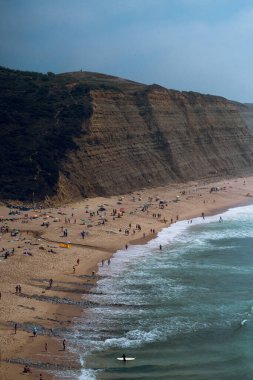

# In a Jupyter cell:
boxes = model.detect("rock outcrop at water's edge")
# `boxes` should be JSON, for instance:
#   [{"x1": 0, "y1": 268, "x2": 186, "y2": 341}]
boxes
[{"x1": 1, "y1": 66, "x2": 253, "y2": 202}]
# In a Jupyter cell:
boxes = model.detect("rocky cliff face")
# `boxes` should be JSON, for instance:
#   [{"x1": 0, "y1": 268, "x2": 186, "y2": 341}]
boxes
[
  {"x1": 239, "y1": 103, "x2": 253, "y2": 134},
  {"x1": 1, "y1": 67, "x2": 253, "y2": 202}
]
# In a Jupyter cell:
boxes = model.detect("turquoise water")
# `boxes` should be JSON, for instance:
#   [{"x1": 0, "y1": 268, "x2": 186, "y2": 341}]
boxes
[{"x1": 66, "y1": 204, "x2": 253, "y2": 380}]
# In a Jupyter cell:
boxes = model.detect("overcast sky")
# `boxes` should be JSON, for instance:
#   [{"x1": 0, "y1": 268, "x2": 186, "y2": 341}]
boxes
[{"x1": 1, "y1": 0, "x2": 253, "y2": 102}]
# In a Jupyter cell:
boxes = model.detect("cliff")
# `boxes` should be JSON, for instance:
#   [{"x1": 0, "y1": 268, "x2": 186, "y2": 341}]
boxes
[
  {"x1": 240, "y1": 103, "x2": 253, "y2": 133},
  {"x1": 1, "y1": 66, "x2": 253, "y2": 202}
]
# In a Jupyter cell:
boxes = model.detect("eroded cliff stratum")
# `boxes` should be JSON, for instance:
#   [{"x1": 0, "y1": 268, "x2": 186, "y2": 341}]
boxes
[{"x1": 1, "y1": 67, "x2": 253, "y2": 202}]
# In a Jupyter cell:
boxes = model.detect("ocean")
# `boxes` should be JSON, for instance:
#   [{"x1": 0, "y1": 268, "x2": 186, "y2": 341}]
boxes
[{"x1": 59, "y1": 203, "x2": 253, "y2": 380}]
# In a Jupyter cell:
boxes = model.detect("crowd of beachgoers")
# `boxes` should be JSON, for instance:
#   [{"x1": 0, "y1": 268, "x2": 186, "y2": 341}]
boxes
[{"x1": 0, "y1": 176, "x2": 252, "y2": 379}]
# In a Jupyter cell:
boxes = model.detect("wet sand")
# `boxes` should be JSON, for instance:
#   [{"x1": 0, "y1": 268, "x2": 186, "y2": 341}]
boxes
[{"x1": 1, "y1": 176, "x2": 253, "y2": 379}]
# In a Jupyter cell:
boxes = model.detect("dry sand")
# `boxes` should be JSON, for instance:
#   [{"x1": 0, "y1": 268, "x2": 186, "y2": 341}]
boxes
[{"x1": 1, "y1": 176, "x2": 253, "y2": 379}]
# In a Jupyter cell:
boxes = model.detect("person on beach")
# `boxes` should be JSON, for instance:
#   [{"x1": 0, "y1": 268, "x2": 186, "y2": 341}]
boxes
[
  {"x1": 39, "y1": 374, "x2": 44, "y2": 380},
  {"x1": 33, "y1": 326, "x2": 37, "y2": 337},
  {"x1": 63, "y1": 339, "x2": 66, "y2": 350},
  {"x1": 45, "y1": 342, "x2": 47, "y2": 352},
  {"x1": 73, "y1": 265, "x2": 76, "y2": 273},
  {"x1": 23, "y1": 364, "x2": 31, "y2": 373},
  {"x1": 14, "y1": 323, "x2": 17, "y2": 334},
  {"x1": 77, "y1": 258, "x2": 80, "y2": 265},
  {"x1": 49, "y1": 278, "x2": 53, "y2": 288}
]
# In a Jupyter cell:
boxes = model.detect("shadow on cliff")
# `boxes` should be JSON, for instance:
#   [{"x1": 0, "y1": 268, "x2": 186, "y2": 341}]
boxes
[{"x1": 0, "y1": 67, "x2": 92, "y2": 202}]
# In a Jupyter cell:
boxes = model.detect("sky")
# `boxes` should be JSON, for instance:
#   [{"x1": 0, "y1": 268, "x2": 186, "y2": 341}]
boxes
[{"x1": 1, "y1": 0, "x2": 253, "y2": 102}]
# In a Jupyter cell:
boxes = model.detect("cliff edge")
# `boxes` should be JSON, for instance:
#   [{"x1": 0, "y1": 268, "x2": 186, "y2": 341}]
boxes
[{"x1": 1, "y1": 66, "x2": 253, "y2": 202}]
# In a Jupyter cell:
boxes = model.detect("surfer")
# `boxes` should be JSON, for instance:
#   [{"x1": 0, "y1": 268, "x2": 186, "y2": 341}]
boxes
[{"x1": 117, "y1": 355, "x2": 135, "y2": 361}]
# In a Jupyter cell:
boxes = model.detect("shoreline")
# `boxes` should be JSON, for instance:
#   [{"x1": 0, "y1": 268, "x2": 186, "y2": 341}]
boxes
[{"x1": 1, "y1": 176, "x2": 253, "y2": 379}]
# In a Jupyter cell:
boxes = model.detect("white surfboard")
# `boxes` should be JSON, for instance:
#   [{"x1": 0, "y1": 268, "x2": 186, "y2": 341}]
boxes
[{"x1": 117, "y1": 357, "x2": 135, "y2": 361}]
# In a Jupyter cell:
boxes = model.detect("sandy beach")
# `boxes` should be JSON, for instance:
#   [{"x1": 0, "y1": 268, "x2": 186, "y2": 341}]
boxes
[{"x1": 1, "y1": 175, "x2": 253, "y2": 380}]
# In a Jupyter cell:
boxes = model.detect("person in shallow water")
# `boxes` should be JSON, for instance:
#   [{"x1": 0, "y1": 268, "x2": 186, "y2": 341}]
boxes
[{"x1": 122, "y1": 353, "x2": 126, "y2": 361}]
